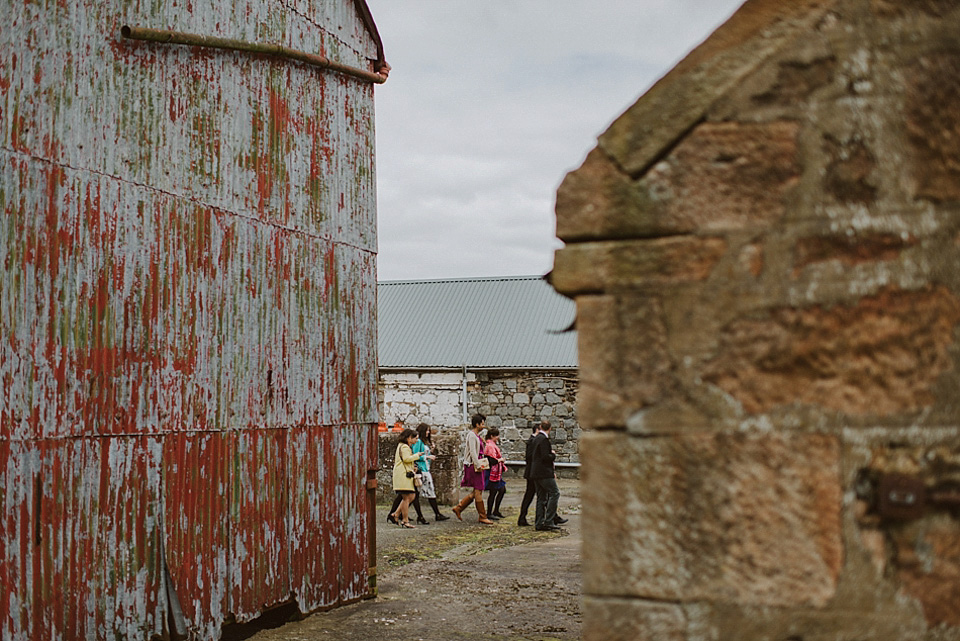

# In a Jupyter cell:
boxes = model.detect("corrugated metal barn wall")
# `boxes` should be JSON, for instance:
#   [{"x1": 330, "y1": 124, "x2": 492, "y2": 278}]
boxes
[{"x1": 0, "y1": 0, "x2": 381, "y2": 639}]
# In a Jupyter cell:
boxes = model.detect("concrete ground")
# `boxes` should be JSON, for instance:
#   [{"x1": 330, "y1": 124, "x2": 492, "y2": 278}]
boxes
[{"x1": 229, "y1": 478, "x2": 582, "y2": 641}]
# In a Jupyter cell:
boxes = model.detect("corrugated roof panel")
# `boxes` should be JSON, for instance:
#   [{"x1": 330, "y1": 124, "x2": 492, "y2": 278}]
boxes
[{"x1": 377, "y1": 276, "x2": 578, "y2": 369}]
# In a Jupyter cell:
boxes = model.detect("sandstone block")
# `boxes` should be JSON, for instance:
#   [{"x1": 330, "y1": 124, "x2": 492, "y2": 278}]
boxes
[
  {"x1": 714, "y1": 606, "x2": 925, "y2": 640},
  {"x1": 891, "y1": 515, "x2": 960, "y2": 627},
  {"x1": 703, "y1": 286, "x2": 960, "y2": 416},
  {"x1": 752, "y1": 56, "x2": 837, "y2": 106},
  {"x1": 638, "y1": 121, "x2": 800, "y2": 233},
  {"x1": 872, "y1": 0, "x2": 960, "y2": 17},
  {"x1": 581, "y1": 430, "x2": 843, "y2": 607},
  {"x1": 552, "y1": 237, "x2": 727, "y2": 296},
  {"x1": 582, "y1": 597, "x2": 686, "y2": 641},
  {"x1": 574, "y1": 294, "x2": 676, "y2": 429},
  {"x1": 555, "y1": 148, "x2": 655, "y2": 242},
  {"x1": 792, "y1": 232, "x2": 915, "y2": 276},
  {"x1": 574, "y1": 295, "x2": 627, "y2": 428},
  {"x1": 906, "y1": 53, "x2": 960, "y2": 202}
]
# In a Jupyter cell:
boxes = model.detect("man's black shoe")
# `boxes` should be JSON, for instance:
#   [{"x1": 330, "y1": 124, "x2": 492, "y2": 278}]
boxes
[
  {"x1": 517, "y1": 518, "x2": 530, "y2": 527},
  {"x1": 435, "y1": 513, "x2": 450, "y2": 521},
  {"x1": 535, "y1": 525, "x2": 561, "y2": 531},
  {"x1": 554, "y1": 517, "x2": 568, "y2": 525}
]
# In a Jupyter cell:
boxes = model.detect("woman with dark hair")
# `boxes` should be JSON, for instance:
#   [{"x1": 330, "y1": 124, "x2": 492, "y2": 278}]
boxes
[
  {"x1": 412, "y1": 423, "x2": 450, "y2": 521},
  {"x1": 483, "y1": 427, "x2": 507, "y2": 519},
  {"x1": 452, "y1": 413, "x2": 494, "y2": 524},
  {"x1": 389, "y1": 428, "x2": 423, "y2": 528}
]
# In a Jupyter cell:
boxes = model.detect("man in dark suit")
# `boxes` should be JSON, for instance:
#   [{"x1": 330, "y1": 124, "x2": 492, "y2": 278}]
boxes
[
  {"x1": 529, "y1": 421, "x2": 562, "y2": 531},
  {"x1": 516, "y1": 424, "x2": 539, "y2": 526}
]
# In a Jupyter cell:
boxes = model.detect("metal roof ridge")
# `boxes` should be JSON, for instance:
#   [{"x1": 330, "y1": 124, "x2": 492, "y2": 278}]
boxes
[{"x1": 379, "y1": 274, "x2": 546, "y2": 285}]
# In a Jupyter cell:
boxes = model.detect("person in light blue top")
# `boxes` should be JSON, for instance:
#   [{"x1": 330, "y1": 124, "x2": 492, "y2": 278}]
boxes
[{"x1": 413, "y1": 423, "x2": 450, "y2": 521}]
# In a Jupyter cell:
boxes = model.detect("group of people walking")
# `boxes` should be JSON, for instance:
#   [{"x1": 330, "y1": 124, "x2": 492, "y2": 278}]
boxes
[
  {"x1": 389, "y1": 414, "x2": 567, "y2": 532},
  {"x1": 388, "y1": 423, "x2": 450, "y2": 528}
]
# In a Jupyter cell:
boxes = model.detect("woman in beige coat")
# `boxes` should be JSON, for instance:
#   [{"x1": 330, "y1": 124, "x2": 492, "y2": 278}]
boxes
[{"x1": 390, "y1": 428, "x2": 424, "y2": 528}]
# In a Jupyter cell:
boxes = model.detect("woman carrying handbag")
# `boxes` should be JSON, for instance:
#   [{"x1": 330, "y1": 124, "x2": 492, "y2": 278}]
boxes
[
  {"x1": 451, "y1": 414, "x2": 495, "y2": 525},
  {"x1": 389, "y1": 428, "x2": 424, "y2": 528}
]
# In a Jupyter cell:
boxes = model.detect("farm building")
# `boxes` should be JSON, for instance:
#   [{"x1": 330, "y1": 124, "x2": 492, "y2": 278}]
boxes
[
  {"x1": 1, "y1": 1, "x2": 387, "y2": 639},
  {"x1": 377, "y1": 276, "x2": 580, "y2": 470}
]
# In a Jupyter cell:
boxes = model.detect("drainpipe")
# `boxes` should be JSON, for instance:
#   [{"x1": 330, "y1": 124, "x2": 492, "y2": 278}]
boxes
[
  {"x1": 461, "y1": 364, "x2": 468, "y2": 423},
  {"x1": 119, "y1": 26, "x2": 390, "y2": 84}
]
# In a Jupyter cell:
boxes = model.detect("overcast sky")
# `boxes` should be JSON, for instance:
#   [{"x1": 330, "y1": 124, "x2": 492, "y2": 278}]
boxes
[{"x1": 365, "y1": 1, "x2": 746, "y2": 282}]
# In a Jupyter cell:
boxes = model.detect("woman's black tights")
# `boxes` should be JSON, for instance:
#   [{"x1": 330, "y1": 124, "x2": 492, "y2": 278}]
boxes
[{"x1": 486, "y1": 488, "x2": 506, "y2": 517}]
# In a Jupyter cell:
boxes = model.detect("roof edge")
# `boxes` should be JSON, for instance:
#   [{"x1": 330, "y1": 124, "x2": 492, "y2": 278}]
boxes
[
  {"x1": 354, "y1": 0, "x2": 388, "y2": 75},
  {"x1": 379, "y1": 274, "x2": 548, "y2": 286},
  {"x1": 379, "y1": 366, "x2": 579, "y2": 372}
]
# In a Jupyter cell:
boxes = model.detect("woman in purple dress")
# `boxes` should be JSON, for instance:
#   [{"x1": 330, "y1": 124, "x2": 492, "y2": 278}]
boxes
[{"x1": 451, "y1": 413, "x2": 494, "y2": 525}]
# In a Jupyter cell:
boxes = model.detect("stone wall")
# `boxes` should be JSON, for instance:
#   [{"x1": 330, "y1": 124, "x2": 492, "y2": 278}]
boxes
[
  {"x1": 552, "y1": 1, "x2": 960, "y2": 640},
  {"x1": 377, "y1": 431, "x2": 461, "y2": 505},
  {"x1": 469, "y1": 370, "x2": 580, "y2": 464}
]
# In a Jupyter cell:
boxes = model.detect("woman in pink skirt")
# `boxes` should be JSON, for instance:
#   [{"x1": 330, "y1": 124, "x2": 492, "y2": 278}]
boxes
[{"x1": 452, "y1": 413, "x2": 495, "y2": 524}]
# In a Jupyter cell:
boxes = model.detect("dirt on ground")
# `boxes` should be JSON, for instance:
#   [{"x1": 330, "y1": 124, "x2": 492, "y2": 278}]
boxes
[{"x1": 226, "y1": 478, "x2": 582, "y2": 641}]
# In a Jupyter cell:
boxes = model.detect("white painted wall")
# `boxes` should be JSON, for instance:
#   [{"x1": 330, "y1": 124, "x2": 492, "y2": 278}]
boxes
[{"x1": 378, "y1": 371, "x2": 474, "y2": 430}]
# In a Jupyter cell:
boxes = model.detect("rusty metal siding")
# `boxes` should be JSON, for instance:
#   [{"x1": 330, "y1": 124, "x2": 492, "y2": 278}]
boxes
[
  {"x1": 335, "y1": 423, "x2": 377, "y2": 602},
  {"x1": 287, "y1": 425, "x2": 339, "y2": 612},
  {"x1": 2, "y1": 0, "x2": 382, "y2": 638},
  {"x1": 229, "y1": 429, "x2": 290, "y2": 621},
  {"x1": 0, "y1": 167, "x2": 377, "y2": 439},
  {"x1": 1, "y1": 437, "x2": 168, "y2": 640},
  {"x1": 163, "y1": 431, "x2": 231, "y2": 640}
]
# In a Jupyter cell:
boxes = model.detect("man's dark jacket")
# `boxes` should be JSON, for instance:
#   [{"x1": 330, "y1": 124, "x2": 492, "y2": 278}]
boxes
[
  {"x1": 523, "y1": 434, "x2": 536, "y2": 480},
  {"x1": 528, "y1": 432, "x2": 556, "y2": 480}
]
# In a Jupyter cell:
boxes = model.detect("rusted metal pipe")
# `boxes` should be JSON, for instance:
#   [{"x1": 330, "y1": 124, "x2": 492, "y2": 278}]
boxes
[{"x1": 120, "y1": 25, "x2": 388, "y2": 84}]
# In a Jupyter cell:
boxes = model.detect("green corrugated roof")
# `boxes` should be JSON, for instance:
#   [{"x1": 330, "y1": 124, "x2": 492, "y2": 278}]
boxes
[{"x1": 378, "y1": 276, "x2": 577, "y2": 369}]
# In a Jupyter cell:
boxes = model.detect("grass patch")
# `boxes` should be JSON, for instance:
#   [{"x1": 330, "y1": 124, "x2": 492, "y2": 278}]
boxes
[{"x1": 381, "y1": 523, "x2": 565, "y2": 568}]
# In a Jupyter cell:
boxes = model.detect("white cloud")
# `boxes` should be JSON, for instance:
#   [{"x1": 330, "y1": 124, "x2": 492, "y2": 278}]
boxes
[{"x1": 366, "y1": 1, "x2": 746, "y2": 281}]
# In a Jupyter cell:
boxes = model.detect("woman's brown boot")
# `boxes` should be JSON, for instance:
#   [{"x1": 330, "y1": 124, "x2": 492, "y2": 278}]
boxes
[
  {"x1": 452, "y1": 494, "x2": 473, "y2": 521},
  {"x1": 476, "y1": 496, "x2": 495, "y2": 525}
]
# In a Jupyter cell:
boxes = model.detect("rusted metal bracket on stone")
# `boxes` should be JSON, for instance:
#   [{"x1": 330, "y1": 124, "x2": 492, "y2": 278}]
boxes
[
  {"x1": 120, "y1": 25, "x2": 389, "y2": 84},
  {"x1": 877, "y1": 473, "x2": 960, "y2": 521}
]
